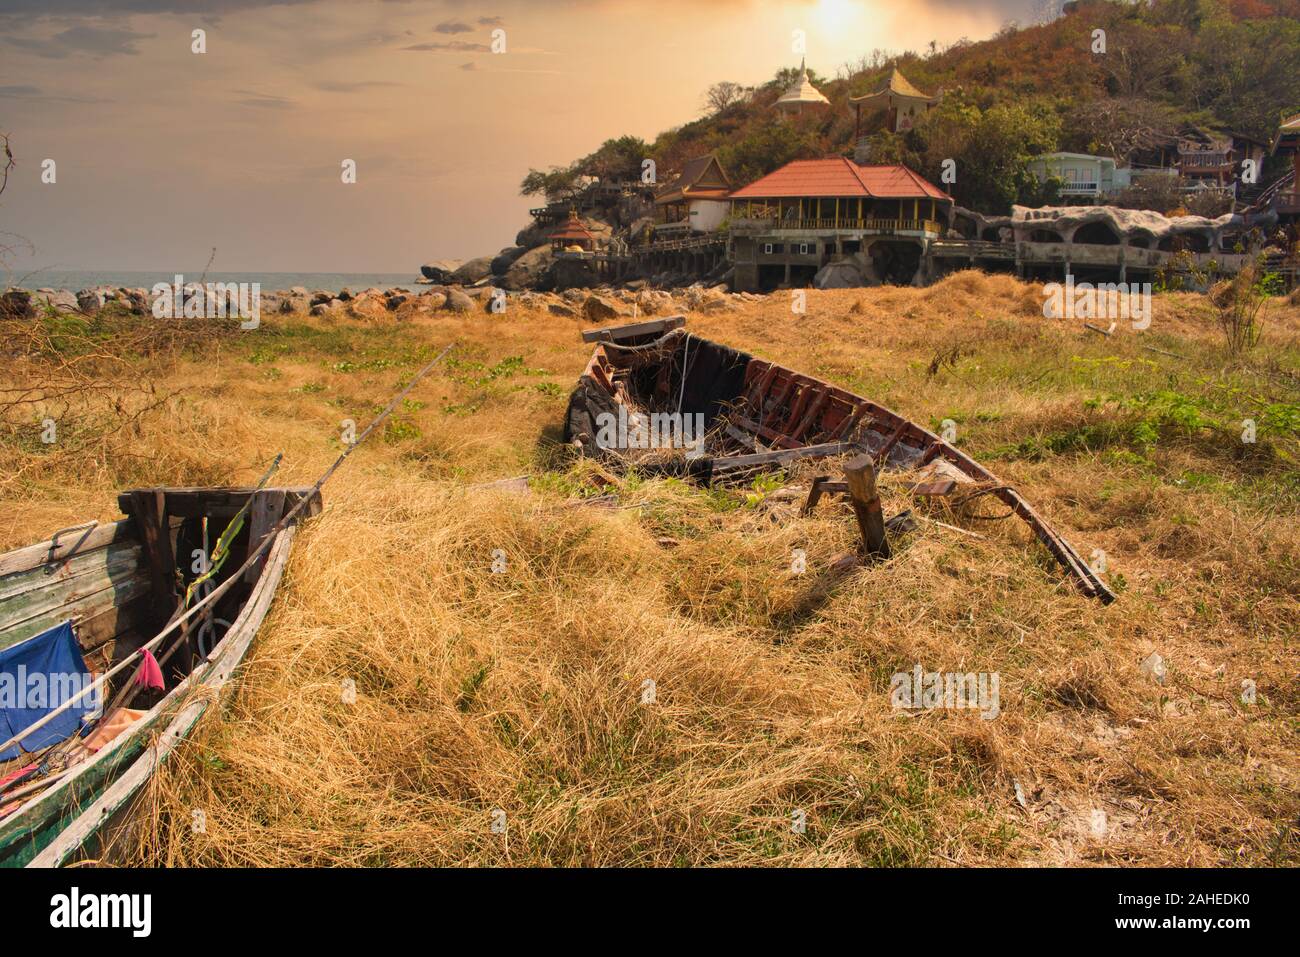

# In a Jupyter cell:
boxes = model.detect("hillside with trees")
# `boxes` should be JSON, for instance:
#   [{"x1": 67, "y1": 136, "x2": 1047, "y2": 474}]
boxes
[{"x1": 521, "y1": 0, "x2": 1300, "y2": 216}]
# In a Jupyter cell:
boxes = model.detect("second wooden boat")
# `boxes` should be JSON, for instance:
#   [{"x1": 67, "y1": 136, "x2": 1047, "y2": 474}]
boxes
[
  {"x1": 564, "y1": 317, "x2": 1113, "y2": 602},
  {"x1": 0, "y1": 486, "x2": 320, "y2": 867}
]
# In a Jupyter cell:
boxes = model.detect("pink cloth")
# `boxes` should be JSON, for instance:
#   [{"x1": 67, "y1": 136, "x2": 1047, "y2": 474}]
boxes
[
  {"x1": 134, "y1": 649, "x2": 165, "y2": 691},
  {"x1": 0, "y1": 762, "x2": 37, "y2": 789}
]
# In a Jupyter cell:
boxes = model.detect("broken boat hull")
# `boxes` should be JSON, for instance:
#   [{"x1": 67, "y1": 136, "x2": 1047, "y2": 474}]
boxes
[{"x1": 564, "y1": 320, "x2": 1114, "y2": 603}]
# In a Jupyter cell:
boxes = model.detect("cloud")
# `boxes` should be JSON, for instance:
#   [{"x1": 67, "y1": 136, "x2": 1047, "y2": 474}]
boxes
[
  {"x1": 0, "y1": 0, "x2": 313, "y2": 13},
  {"x1": 478, "y1": 16, "x2": 504, "y2": 27},
  {"x1": 402, "y1": 40, "x2": 491, "y2": 53},
  {"x1": 434, "y1": 20, "x2": 473, "y2": 35},
  {"x1": 232, "y1": 89, "x2": 294, "y2": 109},
  {"x1": 459, "y1": 61, "x2": 476, "y2": 71},
  {"x1": 312, "y1": 79, "x2": 402, "y2": 92},
  {"x1": 0, "y1": 83, "x2": 107, "y2": 102},
  {"x1": 4, "y1": 24, "x2": 154, "y2": 59}
]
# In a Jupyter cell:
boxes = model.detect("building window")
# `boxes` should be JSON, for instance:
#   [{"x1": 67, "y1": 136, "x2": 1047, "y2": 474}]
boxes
[
  {"x1": 763, "y1": 243, "x2": 774, "y2": 254},
  {"x1": 799, "y1": 243, "x2": 810, "y2": 255}
]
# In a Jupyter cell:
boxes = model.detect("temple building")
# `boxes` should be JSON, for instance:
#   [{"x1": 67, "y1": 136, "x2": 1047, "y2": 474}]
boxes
[
  {"x1": 852, "y1": 68, "x2": 940, "y2": 136},
  {"x1": 550, "y1": 209, "x2": 596, "y2": 252},
  {"x1": 774, "y1": 58, "x2": 830, "y2": 115},
  {"x1": 654, "y1": 155, "x2": 733, "y2": 237},
  {"x1": 726, "y1": 156, "x2": 951, "y2": 289}
]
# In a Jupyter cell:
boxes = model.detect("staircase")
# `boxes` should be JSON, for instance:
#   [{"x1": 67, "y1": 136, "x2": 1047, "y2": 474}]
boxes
[{"x1": 1242, "y1": 168, "x2": 1296, "y2": 214}]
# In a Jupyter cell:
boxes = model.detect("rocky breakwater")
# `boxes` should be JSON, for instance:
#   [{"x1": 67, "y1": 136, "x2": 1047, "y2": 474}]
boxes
[{"x1": 2, "y1": 277, "x2": 766, "y2": 327}]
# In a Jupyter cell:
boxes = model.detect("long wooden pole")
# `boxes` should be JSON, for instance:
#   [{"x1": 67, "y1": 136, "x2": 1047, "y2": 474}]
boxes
[{"x1": 0, "y1": 342, "x2": 455, "y2": 758}]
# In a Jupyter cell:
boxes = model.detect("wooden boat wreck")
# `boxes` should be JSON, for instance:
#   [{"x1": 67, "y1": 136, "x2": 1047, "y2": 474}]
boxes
[
  {"x1": 564, "y1": 317, "x2": 1114, "y2": 603},
  {"x1": 0, "y1": 486, "x2": 320, "y2": 867}
]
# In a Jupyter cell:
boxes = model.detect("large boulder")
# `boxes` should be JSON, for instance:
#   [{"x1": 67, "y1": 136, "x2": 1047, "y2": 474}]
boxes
[
  {"x1": 445, "y1": 289, "x2": 475, "y2": 312},
  {"x1": 77, "y1": 288, "x2": 107, "y2": 315},
  {"x1": 420, "y1": 260, "x2": 462, "y2": 283},
  {"x1": 582, "y1": 295, "x2": 622, "y2": 322},
  {"x1": 491, "y1": 246, "x2": 528, "y2": 276},
  {"x1": 514, "y1": 221, "x2": 549, "y2": 250},
  {"x1": 33, "y1": 289, "x2": 79, "y2": 312},
  {"x1": 814, "y1": 259, "x2": 871, "y2": 289},
  {"x1": 501, "y1": 245, "x2": 555, "y2": 290},
  {"x1": 451, "y1": 256, "x2": 493, "y2": 285},
  {"x1": 1, "y1": 288, "x2": 34, "y2": 319}
]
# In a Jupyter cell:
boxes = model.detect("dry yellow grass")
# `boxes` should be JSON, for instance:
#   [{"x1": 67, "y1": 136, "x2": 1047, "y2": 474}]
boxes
[{"x1": 1, "y1": 271, "x2": 1296, "y2": 866}]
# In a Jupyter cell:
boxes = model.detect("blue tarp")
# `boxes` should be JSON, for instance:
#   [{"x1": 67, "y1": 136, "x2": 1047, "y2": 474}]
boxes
[{"x1": 0, "y1": 622, "x2": 95, "y2": 762}]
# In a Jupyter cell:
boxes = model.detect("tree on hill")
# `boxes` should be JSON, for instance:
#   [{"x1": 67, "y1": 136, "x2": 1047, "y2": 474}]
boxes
[
  {"x1": 1063, "y1": 96, "x2": 1182, "y2": 160},
  {"x1": 578, "y1": 135, "x2": 650, "y2": 182},
  {"x1": 714, "y1": 122, "x2": 822, "y2": 187},
  {"x1": 906, "y1": 94, "x2": 1062, "y2": 213},
  {"x1": 703, "y1": 81, "x2": 751, "y2": 115},
  {"x1": 519, "y1": 165, "x2": 583, "y2": 201},
  {"x1": 519, "y1": 135, "x2": 651, "y2": 199}
]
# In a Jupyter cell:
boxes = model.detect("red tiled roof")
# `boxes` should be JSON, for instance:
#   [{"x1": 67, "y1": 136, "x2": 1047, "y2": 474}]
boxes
[
  {"x1": 728, "y1": 158, "x2": 950, "y2": 201},
  {"x1": 551, "y1": 212, "x2": 595, "y2": 242}
]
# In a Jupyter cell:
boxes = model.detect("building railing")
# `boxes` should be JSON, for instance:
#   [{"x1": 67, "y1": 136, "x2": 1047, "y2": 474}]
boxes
[
  {"x1": 729, "y1": 216, "x2": 944, "y2": 234},
  {"x1": 1276, "y1": 190, "x2": 1300, "y2": 213},
  {"x1": 640, "y1": 234, "x2": 728, "y2": 252},
  {"x1": 1179, "y1": 151, "x2": 1231, "y2": 168},
  {"x1": 1059, "y1": 183, "x2": 1101, "y2": 194}
]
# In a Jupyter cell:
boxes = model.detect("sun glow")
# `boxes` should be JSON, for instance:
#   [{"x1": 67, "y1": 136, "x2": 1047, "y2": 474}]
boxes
[{"x1": 815, "y1": 0, "x2": 865, "y2": 31}]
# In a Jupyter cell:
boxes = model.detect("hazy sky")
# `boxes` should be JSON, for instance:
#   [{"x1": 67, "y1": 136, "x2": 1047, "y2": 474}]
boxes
[{"x1": 0, "y1": 0, "x2": 1045, "y2": 276}]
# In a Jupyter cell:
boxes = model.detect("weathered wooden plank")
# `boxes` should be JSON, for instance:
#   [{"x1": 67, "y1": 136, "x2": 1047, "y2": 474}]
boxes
[
  {"x1": 0, "y1": 541, "x2": 142, "y2": 605},
  {"x1": 871, "y1": 420, "x2": 910, "y2": 467},
  {"x1": 0, "y1": 570, "x2": 151, "y2": 653},
  {"x1": 778, "y1": 383, "x2": 813, "y2": 436},
  {"x1": 126, "y1": 491, "x2": 175, "y2": 623},
  {"x1": 710, "y1": 440, "x2": 862, "y2": 473},
  {"x1": 729, "y1": 415, "x2": 808, "y2": 451},
  {"x1": 73, "y1": 596, "x2": 151, "y2": 652},
  {"x1": 790, "y1": 391, "x2": 830, "y2": 442},
  {"x1": 0, "y1": 520, "x2": 135, "y2": 579},
  {"x1": 117, "y1": 486, "x2": 318, "y2": 520},
  {"x1": 581, "y1": 315, "x2": 685, "y2": 343},
  {"x1": 843, "y1": 454, "x2": 891, "y2": 560},
  {"x1": 243, "y1": 490, "x2": 287, "y2": 583}
]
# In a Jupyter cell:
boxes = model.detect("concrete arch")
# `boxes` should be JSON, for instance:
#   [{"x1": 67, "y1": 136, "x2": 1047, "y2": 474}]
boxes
[
  {"x1": 1073, "y1": 220, "x2": 1122, "y2": 246},
  {"x1": 1159, "y1": 231, "x2": 1211, "y2": 253}
]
